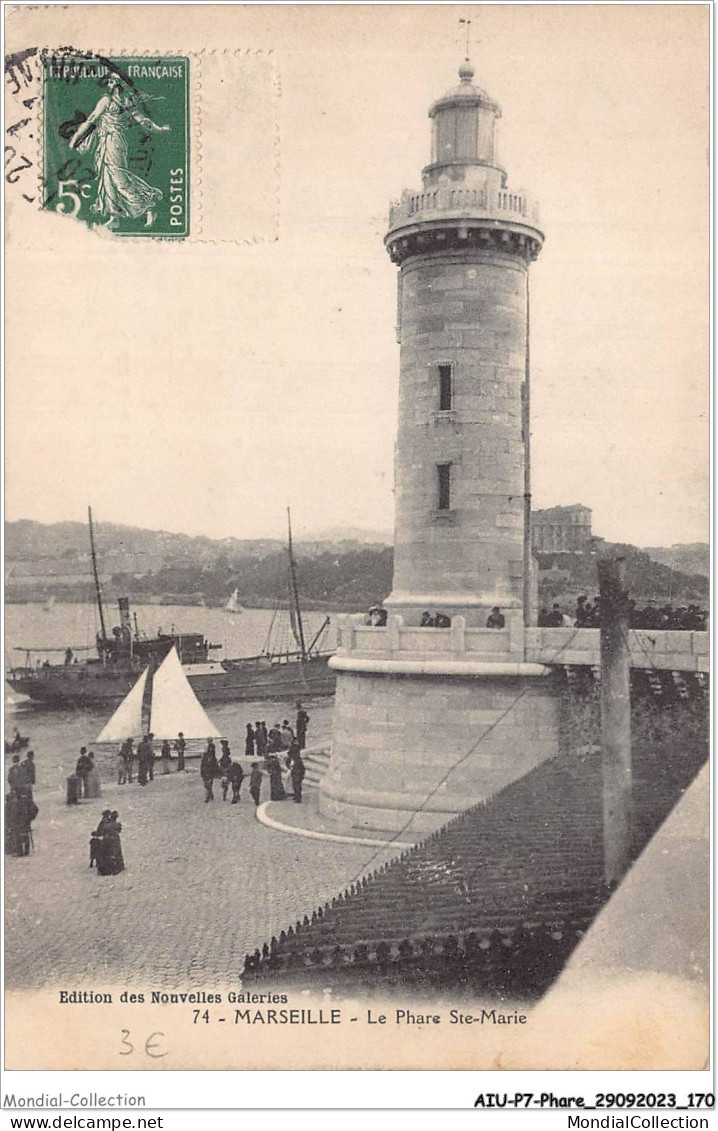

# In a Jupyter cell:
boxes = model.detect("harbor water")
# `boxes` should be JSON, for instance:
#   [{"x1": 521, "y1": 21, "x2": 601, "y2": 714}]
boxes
[{"x1": 4, "y1": 602, "x2": 337, "y2": 790}]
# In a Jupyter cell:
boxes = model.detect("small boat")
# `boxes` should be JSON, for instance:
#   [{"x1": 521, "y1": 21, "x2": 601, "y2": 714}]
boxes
[
  {"x1": 224, "y1": 588, "x2": 244, "y2": 615},
  {"x1": 4, "y1": 731, "x2": 30, "y2": 755},
  {"x1": 96, "y1": 646, "x2": 222, "y2": 754}
]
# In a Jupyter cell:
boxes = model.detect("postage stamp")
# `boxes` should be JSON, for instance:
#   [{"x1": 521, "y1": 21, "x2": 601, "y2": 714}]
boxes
[{"x1": 42, "y1": 53, "x2": 190, "y2": 237}]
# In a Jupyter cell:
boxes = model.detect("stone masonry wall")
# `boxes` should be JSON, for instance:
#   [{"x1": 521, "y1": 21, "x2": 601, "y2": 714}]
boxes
[
  {"x1": 319, "y1": 668, "x2": 560, "y2": 833},
  {"x1": 387, "y1": 248, "x2": 528, "y2": 622}
]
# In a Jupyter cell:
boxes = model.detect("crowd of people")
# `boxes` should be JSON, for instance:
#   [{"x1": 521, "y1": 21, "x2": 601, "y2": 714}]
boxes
[
  {"x1": 420, "y1": 611, "x2": 452, "y2": 627},
  {"x1": 198, "y1": 703, "x2": 310, "y2": 807},
  {"x1": 5, "y1": 749, "x2": 38, "y2": 856},
  {"x1": 5, "y1": 699, "x2": 313, "y2": 870},
  {"x1": 538, "y1": 596, "x2": 709, "y2": 630}
]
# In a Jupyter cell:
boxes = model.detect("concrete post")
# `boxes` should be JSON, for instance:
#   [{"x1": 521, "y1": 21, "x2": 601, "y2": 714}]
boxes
[{"x1": 598, "y1": 557, "x2": 633, "y2": 886}]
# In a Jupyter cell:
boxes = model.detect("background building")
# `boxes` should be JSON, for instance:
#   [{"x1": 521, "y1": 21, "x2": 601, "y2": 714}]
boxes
[{"x1": 532, "y1": 504, "x2": 592, "y2": 554}]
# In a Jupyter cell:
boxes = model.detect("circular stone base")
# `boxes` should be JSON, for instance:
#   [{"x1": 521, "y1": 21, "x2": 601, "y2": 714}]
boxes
[{"x1": 319, "y1": 664, "x2": 561, "y2": 833}]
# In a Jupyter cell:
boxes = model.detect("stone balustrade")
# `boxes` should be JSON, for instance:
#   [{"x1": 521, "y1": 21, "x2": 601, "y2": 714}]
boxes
[
  {"x1": 334, "y1": 615, "x2": 709, "y2": 673},
  {"x1": 525, "y1": 627, "x2": 709, "y2": 672},
  {"x1": 387, "y1": 184, "x2": 540, "y2": 232},
  {"x1": 335, "y1": 613, "x2": 525, "y2": 665}
]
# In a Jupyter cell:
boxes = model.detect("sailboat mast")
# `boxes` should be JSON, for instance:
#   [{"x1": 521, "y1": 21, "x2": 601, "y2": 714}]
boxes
[
  {"x1": 287, "y1": 507, "x2": 307, "y2": 658},
  {"x1": 88, "y1": 506, "x2": 108, "y2": 646}
]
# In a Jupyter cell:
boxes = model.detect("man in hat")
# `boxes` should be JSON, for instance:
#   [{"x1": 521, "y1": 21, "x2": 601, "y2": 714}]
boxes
[
  {"x1": 19, "y1": 751, "x2": 36, "y2": 797},
  {"x1": 75, "y1": 747, "x2": 93, "y2": 797},
  {"x1": 547, "y1": 603, "x2": 564, "y2": 627},
  {"x1": 7, "y1": 755, "x2": 22, "y2": 795},
  {"x1": 290, "y1": 752, "x2": 306, "y2": 804},
  {"x1": 295, "y1": 702, "x2": 310, "y2": 750},
  {"x1": 146, "y1": 733, "x2": 156, "y2": 781},
  {"x1": 228, "y1": 759, "x2": 244, "y2": 804},
  {"x1": 486, "y1": 606, "x2": 505, "y2": 629},
  {"x1": 174, "y1": 732, "x2": 186, "y2": 772},
  {"x1": 365, "y1": 605, "x2": 380, "y2": 626},
  {"x1": 136, "y1": 735, "x2": 150, "y2": 787}
]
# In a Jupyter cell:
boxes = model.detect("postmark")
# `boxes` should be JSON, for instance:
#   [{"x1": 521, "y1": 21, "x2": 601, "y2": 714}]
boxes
[{"x1": 42, "y1": 53, "x2": 190, "y2": 237}]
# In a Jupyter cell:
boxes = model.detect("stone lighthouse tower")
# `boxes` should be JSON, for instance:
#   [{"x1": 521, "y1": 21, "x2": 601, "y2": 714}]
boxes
[
  {"x1": 320, "y1": 63, "x2": 556, "y2": 834},
  {"x1": 386, "y1": 59, "x2": 543, "y2": 627}
]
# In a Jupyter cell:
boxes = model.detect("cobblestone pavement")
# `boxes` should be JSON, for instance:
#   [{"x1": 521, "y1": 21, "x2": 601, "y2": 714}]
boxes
[{"x1": 5, "y1": 769, "x2": 403, "y2": 990}]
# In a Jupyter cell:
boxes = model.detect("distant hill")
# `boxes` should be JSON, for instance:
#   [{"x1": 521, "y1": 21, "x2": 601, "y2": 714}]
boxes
[
  {"x1": 537, "y1": 539, "x2": 708, "y2": 608},
  {"x1": 4, "y1": 519, "x2": 708, "y2": 611},
  {"x1": 4, "y1": 519, "x2": 286, "y2": 567},
  {"x1": 644, "y1": 543, "x2": 709, "y2": 579},
  {"x1": 4, "y1": 519, "x2": 394, "y2": 610},
  {"x1": 4, "y1": 519, "x2": 391, "y2": 566}
]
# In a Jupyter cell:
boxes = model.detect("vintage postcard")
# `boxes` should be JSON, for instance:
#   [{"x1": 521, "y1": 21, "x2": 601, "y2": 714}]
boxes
[{"x1": 3, "y1": 0, "x2": 710, "y2": 1093}]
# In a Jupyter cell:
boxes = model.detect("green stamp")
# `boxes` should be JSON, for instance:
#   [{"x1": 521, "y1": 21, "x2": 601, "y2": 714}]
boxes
[{"x1": 43, "y1": 54, "x2": 189, "y2": 237}]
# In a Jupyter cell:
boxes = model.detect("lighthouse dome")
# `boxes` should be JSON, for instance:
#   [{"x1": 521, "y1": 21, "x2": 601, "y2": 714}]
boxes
[
  {"x1": 428, "y1": 61, "x2": 502, "y2": 117},
  {"x1": 425, "y1": 61, "x2": 502, "y2": 177}
]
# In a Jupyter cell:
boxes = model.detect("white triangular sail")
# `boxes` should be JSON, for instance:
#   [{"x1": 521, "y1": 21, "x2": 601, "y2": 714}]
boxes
[
  {"x1": 96, "y1": 667, "x2": 148, "y2": 743},
  {"x1": 224, "y1": 588, "x2": 244, "y2": 613},
  {"x1": 149, "y1": 646, "x2": 222, "y2": 740}
]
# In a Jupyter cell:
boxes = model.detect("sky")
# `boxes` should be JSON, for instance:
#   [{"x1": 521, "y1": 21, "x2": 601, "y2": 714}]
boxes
[{"x1": 5, "y1": 4, "x2": 709, "y2": 546}]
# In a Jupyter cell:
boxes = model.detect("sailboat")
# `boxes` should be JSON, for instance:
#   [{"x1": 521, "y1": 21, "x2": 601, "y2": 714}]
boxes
[
  {"x1": 96, "y1": 646, "x2": 222, "y2": 752},
  {"x1": 224, "y1": 588, "x2": 244, "y2": 615},
  {"x1": 7, "y1": 507, "x2": 336, "y2": 708}
]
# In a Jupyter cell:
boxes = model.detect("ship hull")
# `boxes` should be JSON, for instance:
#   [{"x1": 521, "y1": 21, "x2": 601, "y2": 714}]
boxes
[{"x1": 6, "y1": 655, "x2": 336, "y2": 709}]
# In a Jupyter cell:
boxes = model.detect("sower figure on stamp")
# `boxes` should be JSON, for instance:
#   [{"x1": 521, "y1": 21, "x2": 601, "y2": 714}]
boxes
[{"x1": 68, "y1": 73, "x2": 170, "y2": 228}]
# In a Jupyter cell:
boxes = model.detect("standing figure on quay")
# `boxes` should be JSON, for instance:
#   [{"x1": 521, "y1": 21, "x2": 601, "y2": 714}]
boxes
[{"x1": 321, "y1": 60, "x2": 556, "y2": 834}]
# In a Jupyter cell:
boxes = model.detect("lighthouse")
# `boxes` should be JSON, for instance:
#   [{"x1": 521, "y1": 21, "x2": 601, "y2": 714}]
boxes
[
  {"x1": 386, "y1": 59, "x2": 543, "y2": 627},
  {"x1": 321, "y1": 62, "x2": 558, "y2": 834}
]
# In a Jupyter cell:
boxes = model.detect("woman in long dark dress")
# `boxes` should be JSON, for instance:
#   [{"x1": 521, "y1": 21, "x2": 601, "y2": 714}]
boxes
[
  {"x1": 5, "y1": 792, "x2": 35, "y2": 856},
  {"x1": 96, "y1": 811, "x2": 124, "y2": 875},
  {"x1": 266, "y1": 755, "x2": 286, "y2": 801},
  {"x1": 90, "y1": 810, "x2": 112, "y2": 868}
]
